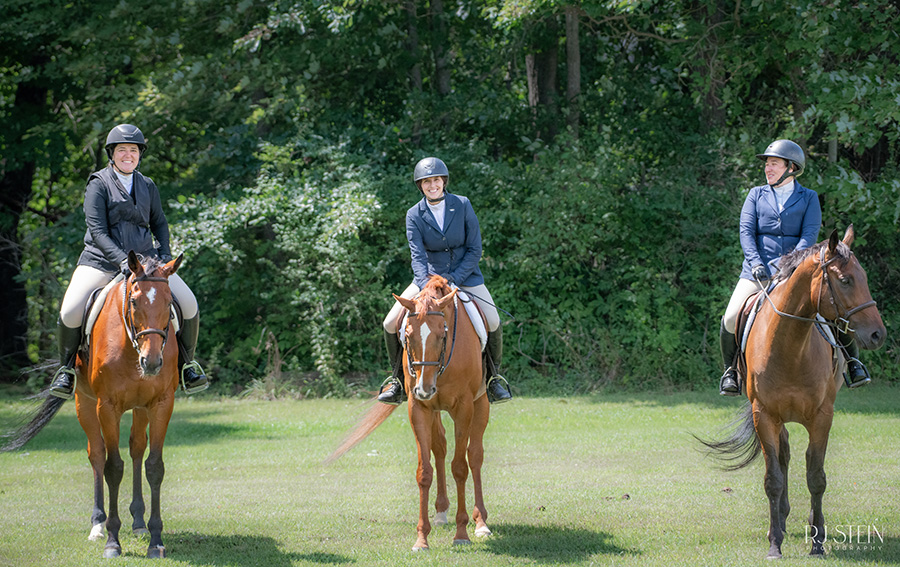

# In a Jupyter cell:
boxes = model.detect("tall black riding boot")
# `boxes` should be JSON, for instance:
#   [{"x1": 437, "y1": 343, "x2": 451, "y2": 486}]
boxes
[
  {"x1": 719, "y1": 321, "x2": 741, "y2": 396},
  {"x1": 485, "y1": 327, "x2": 512, "y2": 404},
  {"x1": 377, "y1": 330, "x2": 406, "y2": 405},
  {"x1": 839, "y1": 330, "x2": 871, "y2": 388},
  {"x1": 49, "y1": 318, "x2": 82, "y2": 400},
  {"x1": 178, "y1": 315, "x2": 209, "y2": 394}
]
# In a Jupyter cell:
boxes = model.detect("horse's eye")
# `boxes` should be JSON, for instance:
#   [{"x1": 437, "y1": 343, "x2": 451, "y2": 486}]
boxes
[{"x1": 840, "y1": 276, "x2": 852, "y2": 286}]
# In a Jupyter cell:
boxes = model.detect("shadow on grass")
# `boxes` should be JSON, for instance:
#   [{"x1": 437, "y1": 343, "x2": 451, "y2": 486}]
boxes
[
  {"x1": 483, "y1": 522, "x2": 636, "y2": 563},
  {"x1": 120, "y1": 532, "x2": 355, "y2": 566}
]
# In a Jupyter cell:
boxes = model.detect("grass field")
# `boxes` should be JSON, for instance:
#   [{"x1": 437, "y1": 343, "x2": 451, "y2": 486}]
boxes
[{"x1": 0, "y1": 384, "x2": 898, "y2": 566}]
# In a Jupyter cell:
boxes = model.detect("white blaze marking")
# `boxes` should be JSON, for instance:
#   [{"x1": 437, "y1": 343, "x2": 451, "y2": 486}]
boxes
[
  {"x1": 146, "y1": 288, "x2": 157, "y2": 304},
  {"x1": 417, "y1": 323, "x2": 431, "y2": 386}
]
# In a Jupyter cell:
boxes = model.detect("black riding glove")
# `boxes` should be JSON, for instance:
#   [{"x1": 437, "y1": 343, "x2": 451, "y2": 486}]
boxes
[{"x1": 751, "y1": 264, "x2": 768, "y2": 282}]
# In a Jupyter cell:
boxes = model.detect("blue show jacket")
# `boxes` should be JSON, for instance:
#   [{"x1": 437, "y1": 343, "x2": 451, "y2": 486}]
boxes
[
  {"x1": 406, "y1": 193, "x2": 484, "y2": 289},
  {"x1": 739, "y1": 181, "x2": 821, "y2": 279}
]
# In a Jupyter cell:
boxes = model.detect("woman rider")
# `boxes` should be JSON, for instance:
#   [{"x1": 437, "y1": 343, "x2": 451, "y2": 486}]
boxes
[
  {"x1": 377, "y1": 157, "x2": 512, "y2": 405},
  {"x1": 48, "y1": 124, "x2": 208, "y2": 398},
  {"x1": 719, "y1": 139, "x2": 870, "y2": 395}
]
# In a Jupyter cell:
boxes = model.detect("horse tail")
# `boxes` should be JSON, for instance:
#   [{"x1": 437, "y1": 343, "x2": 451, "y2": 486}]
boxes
[
  {"x1": 324, "y1": 401, "x2": 399, "y2": 464},
  {"x1": 693, "y1": 402, "x2": 761, "y2": 471},
  {"x1": 0, "y1": 391, "x2": 68, "y2": 452}
]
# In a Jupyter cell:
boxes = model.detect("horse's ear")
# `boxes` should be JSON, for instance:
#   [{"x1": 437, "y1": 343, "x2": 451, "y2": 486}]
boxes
[
  {"x1": 165, "y1": 253, "x2": 184, "y2": 276},
  {"x1": 436, "y1": 288, "x2": 458, "y2": 310},
  {"x1": 394, "y1": 294, "x2": 417, "y2": 312},
  {"x1": 127, "y1": 250, "x2": 143, "y2": 276},
  {"x1": 827, "y1": 229, "x2": 839, "y2": 254},
  {"x1": 842, "y1": 224, "x2": 855, "y2": 247}
]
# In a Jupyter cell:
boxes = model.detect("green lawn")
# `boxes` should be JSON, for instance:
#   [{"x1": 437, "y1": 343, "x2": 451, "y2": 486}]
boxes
[{"x1": 1, "y1": 385, "x2": 898, "y2": 566}]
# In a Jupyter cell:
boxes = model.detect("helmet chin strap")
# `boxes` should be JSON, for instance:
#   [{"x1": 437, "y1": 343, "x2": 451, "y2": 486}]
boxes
[
  {"x1": 426, "y1": 195, "x2": 446, "y2": 204},
  {"x1": 771, "y1": 164, "x2": 796, "y2": 187}
]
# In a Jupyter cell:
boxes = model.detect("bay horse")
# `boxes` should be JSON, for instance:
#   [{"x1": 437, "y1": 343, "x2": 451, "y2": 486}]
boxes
[
  {"x1": 699, "y1": 226, "x2": 885, "y2": 559},
  {"x1": 2, "y1": 251, "x2": 184, "y2": 559},
  {"x1": 327, "y1": 275, "x2": 492, "y2": 551}
]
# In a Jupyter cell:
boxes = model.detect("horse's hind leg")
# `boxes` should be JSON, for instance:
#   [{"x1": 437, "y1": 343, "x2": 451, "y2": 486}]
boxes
[
  {"x1": 778, "y1": 426, "x2": 791, "y2": 533},
  {"x1": 431, "y1": 416, "x2": 450, "y2": 526},
  {"x1": 129, "y1": 408, "x2": 150, "y2": 536},
  {"x1": 469, "y1": 395, "x2": 491, "y2": 538},
  {"x1": 806, "y1": 414, "x2": 833, "y2": 556},
  {"x1": 74, "y1": 395, "x2": 107, "y2": 542}
]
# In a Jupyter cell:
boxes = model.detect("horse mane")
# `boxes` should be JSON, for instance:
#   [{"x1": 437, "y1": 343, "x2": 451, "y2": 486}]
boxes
[
  {"x1": 415, "y1": 275, "x2": 451, "y2": 320},
  {"x1": 138, "y1": 255, "x2": 166, "y2": 276},
  {"x1": 774, "y1": 240, "x2": 850, "y2": 283}
]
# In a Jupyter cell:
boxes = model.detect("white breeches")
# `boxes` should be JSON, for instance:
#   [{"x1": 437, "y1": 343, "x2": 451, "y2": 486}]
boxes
[
  {"x1": 383, "y1": 282, "x2": 500, "y2": 333},
  {"x1": 59, "y1": 264, "x2": 198, "y2": 328},
  {"x1": 722, "y1": 277, "x2": 766, "y2": 334}
]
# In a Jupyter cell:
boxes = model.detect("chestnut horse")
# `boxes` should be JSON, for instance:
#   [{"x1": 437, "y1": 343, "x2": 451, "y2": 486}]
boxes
[
  {"x1": 2, "y1": 251, "x2": 184, "y2": 559},
  {"x1": 327, "y1": 275, "x2": 491, "y2": 551},
  {"x1": 699, "y1": 227, "x2": 885, "y2": 559}
]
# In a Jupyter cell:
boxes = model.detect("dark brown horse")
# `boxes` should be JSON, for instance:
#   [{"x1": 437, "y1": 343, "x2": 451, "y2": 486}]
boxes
[
  {"x1": 327, "y1": 275, "x2": 491, "y2": 551},
  {"x1": 2, "y1": 251, "x2": 184, "y2": 559},
  {"x1": 699, "y1": 227, "x2": 885, "y2": 559}
]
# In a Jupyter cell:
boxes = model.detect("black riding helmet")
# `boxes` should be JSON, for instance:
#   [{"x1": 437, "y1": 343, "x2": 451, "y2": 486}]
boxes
[
  {"x1": 105, "y1": 124, "x2": 147, "y2": 165},
  {"x1": 413, "y1": 157, "x2": 449, "y2": 203},
  {"x1": 757, "y1": 139, "x2": 805, "y2": 186}
]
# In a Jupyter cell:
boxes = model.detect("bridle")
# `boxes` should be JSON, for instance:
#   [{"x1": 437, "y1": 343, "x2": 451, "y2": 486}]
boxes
[
  {"x1": 405, "y1": 295, "x2": 459, "y2": 379},
  {"x1": 122, "y1": 273, "x2": 172, "y2": 352},
  {"x1": 759, "y1": 247, "x2": 877, "y2": 335}
]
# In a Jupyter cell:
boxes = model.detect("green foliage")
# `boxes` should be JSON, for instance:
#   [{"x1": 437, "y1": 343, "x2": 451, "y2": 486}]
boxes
[{"x1": 5, "y1": 0, "x2": 899, "y2": 392}]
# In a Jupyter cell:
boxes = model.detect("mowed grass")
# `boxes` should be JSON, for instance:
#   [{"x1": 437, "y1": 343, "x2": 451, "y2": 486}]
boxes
[{"x1": 0, "y1": 384, "x2": 898, "y2": 567}]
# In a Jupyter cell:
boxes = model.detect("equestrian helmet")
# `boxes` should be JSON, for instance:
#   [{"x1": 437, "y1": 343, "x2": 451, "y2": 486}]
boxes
[
  {"x1": 413, "y1": 157, "x2": 449, "y2": 185},
  {"x1": 756, "y1": 139, "x2": 805, "y2": 177},
  {"x1": 105, "y1": 124, "x2": 147, "y2": 161}
]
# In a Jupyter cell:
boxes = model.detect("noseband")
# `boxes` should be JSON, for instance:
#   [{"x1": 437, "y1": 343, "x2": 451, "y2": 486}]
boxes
[
  {"x1": 122, "y1": 274, "x2": 172, "y2": 352},
  {"x1": 405, "y1": 296, "x2": 459, "y2": 379}
]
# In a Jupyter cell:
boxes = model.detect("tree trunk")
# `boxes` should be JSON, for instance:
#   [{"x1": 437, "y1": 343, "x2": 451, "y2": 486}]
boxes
[
  {"x1": 0, "y1": 80, "x2": 46, "y2": 379},
  {"x1": 430, "y1": 0, "x2": 451, "y2": 97},
  {"x1": 525, "y1": 16, "x2": 560, "y2": 143},
  {"x1": 405, "y1": 0, "x2": 423, "y2": 145},
  {"x1": 565, "y1": 4, "x2": 581, "y2": 139}
]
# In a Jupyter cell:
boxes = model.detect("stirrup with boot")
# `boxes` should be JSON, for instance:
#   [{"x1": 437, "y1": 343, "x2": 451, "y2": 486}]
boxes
[
  {"x1": 485, "y1": 328, "x2": 512, "y2": 404},
  {"x1": 843, "y1": 358, "x2": 871, "y2": 388},
  {"x1": 377, "y1": 330, "x2": 406, "y2": 405},
  {"x1": 839, "y1": 331, "x2": 871, "y2": 388},
  {"x1": 49, "y1": 321, "x2": 83, "y2": 400},
  {"x1": 178, "y1": 315, "x2": 209, "y2": 394},
  {"x1": 718, "y1": 322, "x2": 741, "y2": 396}
]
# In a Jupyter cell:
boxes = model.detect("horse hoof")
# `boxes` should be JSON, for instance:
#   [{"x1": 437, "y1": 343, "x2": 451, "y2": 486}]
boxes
[
  {"x1": 434, "y1": 511, "x2": 448, "y2": 525},
  {"x1": 453, "y1": 538, "x2": 472, "y2": 546},
  {"x1": 103, "y1": 545, "x2": 122, "y2": 558},
  {"x1": 411, "y1": 545, "x2": 430, "y2": 552},
  {"x1": 147, "y1": 544, "x2": 166, "y2": 558},
  {"x1": 133, "y1": 527, "x2": 150, "y2": 537},
  {"x1": 89, "y1": 524, "x2": 104, "y2": 541},
  {"x1": 474, "y1": 525, "x2": 492, "y2": 538}
]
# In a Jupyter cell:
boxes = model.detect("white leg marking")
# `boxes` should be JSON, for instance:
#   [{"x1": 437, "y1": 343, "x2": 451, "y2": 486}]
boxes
[
  {"x1": 475, "y1": 525, "x2": 492, "y2": 537},
  {"x1": 434, "y1": 511, "x2": 448, "y2": 525},
  {"x1": 89, "y1": 523, "x2": 104, "y2": 541}
]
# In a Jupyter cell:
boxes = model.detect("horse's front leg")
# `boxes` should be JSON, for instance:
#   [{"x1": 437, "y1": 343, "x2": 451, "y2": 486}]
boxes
[
  {"x1": 97, "y1": 404, "x2": 125, "y2": 558},
  {"x1": 449, "y1": 403, "x2": 474, "y2": 545},
  {"x1": 75, "y1": 395, "x2": 107, "y2": 542},
  {"x1": 468, "y1": 394, "x2": 491, "y2": 538},
  {"x1": 756, "y1": 412, "x2": 786, "y2": 559},
  {"x1": 409, "y1": 403, "x2": 435, "y2": 551},
  {"x1": 777, "y1": 426, "x2": 791, "y2": 534},
  {"x1": 806, "y1": 414, "x2": 833, "y2": 556},
  {"x1": 129, "y1": 408, "x2": 150, "y2": 536},
  {"x1": 145, "y1": 397, "x2": 175, "y2": 558},
  {"x1": 431, "y1": 415, "x2": 450, "y2": 526}
]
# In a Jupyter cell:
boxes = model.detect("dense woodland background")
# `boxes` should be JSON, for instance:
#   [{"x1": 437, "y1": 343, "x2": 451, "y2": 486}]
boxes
[{"x1": 1, "y1": 0, "x2": 898, "y2": 396}]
